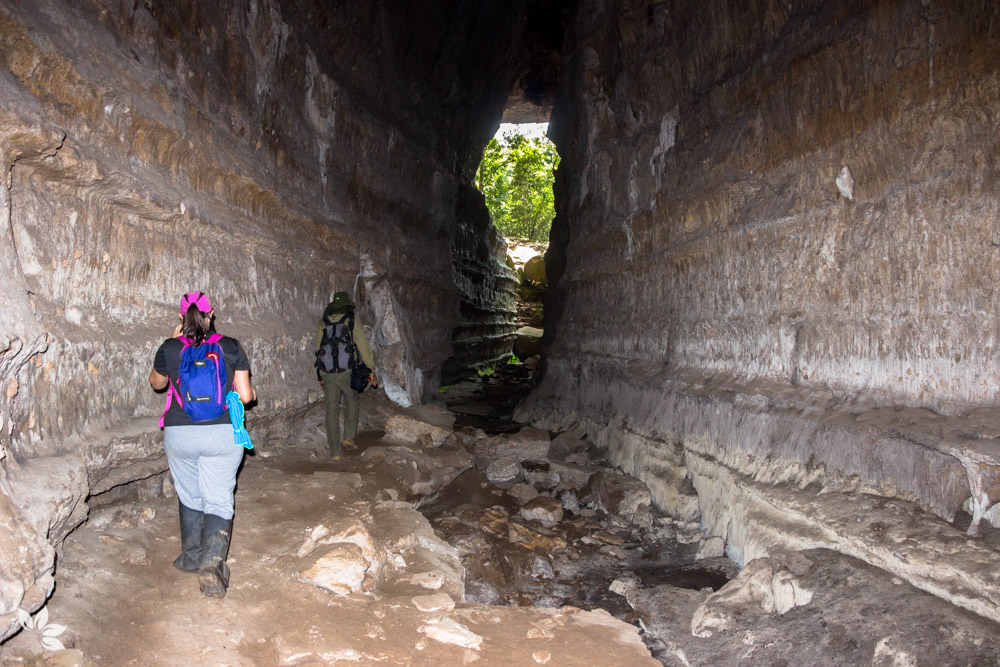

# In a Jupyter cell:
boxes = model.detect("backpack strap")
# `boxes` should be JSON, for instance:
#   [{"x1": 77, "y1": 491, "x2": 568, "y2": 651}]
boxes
[{"x1": 159, "y1": 381, "x2": 185, "y2": 428}]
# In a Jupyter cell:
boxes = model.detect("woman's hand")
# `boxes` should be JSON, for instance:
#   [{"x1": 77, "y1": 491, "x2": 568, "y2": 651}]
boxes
[
  {"x1": 172, "y1": 323, "x2": 183, "y2": 338},
  {"x1": 369, "y1": 372, "x2": 378, "y2": 389}
]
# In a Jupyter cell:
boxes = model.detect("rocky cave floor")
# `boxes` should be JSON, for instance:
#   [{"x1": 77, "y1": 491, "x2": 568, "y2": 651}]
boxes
[{"x1": 4, "y1": 368, "x2": 1000, "y2": 666}]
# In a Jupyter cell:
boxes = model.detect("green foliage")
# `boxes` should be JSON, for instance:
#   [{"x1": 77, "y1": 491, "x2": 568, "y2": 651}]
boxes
[
  {"x1": 476, "y1": 367, "x2": 495, "y2": 377},
  {"x1": 476, "y1": 132, "x2": 560, "y2": 242},
  {"x1": 438, "y1": 385, "x2": 451, "y2": 394},
  {"x1": 508, "y1": 353, "x2": 520, "y2": 364}
]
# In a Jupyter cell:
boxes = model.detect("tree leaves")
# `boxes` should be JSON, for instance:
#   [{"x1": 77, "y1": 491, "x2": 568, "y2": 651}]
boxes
[{"x1": 476, "y1": 131, "x2": 560, "y2": 242}]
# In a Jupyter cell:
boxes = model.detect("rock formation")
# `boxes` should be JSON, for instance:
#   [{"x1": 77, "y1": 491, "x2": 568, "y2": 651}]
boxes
[
  {"x1": 519, "y1": 0, "x2": 1000, "y2": 623},
  {"x1": 2, "y1": 0, "x2": 1000, "y2": 652},
  {"x1": 0, "y1": 0, "x2": 547, "y2": 638}
]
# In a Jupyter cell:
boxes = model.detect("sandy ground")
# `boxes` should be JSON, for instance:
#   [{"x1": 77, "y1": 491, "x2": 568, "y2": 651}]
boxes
[{"x1": 1, "y1": 429, "x2": 657, "y2": 666}]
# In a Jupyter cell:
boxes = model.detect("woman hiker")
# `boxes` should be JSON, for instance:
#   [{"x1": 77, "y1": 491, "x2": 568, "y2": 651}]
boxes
[{"x1": 149, "y1": 291, "x2": 255, "y2": 598}]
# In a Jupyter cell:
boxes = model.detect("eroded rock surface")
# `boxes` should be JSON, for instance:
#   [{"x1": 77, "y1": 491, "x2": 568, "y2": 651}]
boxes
[
  {"x1": 0, "y1": 0, "x2": 535, "y2": 630},
  {"x1": 518, "y1": 0, "x2": 1000, "y2": 625}
]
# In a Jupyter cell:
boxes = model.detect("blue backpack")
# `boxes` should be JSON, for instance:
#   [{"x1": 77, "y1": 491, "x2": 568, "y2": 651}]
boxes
[{"x1": 160, "y1": 333, "x2": 228, "y2": 425}]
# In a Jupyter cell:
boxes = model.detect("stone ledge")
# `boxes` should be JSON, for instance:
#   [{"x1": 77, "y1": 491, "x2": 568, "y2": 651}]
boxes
[
  {"x1": 520, "y1": 361, "x2": 988, "y2": 525},
  {"x1": 81, "y1": 417, "x2": 168, "y2": 496},
  {"x1": 519, "y1": 361, "x2": 1000, "y2": 622},
  {"x1": 688, "y1": 450, "x2": 1000, "y2": 624}
]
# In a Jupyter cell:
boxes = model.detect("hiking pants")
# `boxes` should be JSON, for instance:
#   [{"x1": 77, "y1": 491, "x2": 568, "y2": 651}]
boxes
[
  {"x1": 164, "y1": 424, "x2": 243, "y2": 520},
  {"x1": 321, "y1": 370, "x2": 358, "y2": 455}
]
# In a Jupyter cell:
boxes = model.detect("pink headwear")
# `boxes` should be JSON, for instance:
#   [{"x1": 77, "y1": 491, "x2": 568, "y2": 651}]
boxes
[{"x1": 179, "y1": 291, "x2": 212, "y2": 314}]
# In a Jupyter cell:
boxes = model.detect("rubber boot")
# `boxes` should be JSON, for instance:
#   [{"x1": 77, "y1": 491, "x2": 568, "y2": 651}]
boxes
[
  {"x1": 173, "y1": 501, "x2": 204, "y2": 573},
  {"x1": 198, "y1": 513, "x2": 232, "y2": 598}
]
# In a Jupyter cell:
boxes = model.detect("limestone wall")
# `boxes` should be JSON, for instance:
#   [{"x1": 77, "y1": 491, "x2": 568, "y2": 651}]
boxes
[
  {"x1": 0, "y1": 0, "x2": 519, "y2": 637},
  {"x1": 520, "y1": 0, "x2": 1000, "y2": 618}
]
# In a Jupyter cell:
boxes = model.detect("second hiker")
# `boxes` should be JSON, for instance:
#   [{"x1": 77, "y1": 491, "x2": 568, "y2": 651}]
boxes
[{"x1": 315, "y1": 291, "x2": 377, "y2": 458}]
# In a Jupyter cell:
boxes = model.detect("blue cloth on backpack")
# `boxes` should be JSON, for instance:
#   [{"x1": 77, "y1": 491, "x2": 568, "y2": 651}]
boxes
[{"x1": 225, "y1": 390, "x2": 253, "y2": 450}]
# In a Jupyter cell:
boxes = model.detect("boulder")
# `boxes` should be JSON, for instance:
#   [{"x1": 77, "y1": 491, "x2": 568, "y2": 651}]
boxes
[
  {"x1": 548, "y1": 461, "x2": 598, "y2": 490},
  {"x1": 384, "y1": 404, "x2": 456, "y2": 447},
  {"x1": 523, "y1": 254, "x2": 547, "y2": 284},
  {"x1": 368, "y1": 445, "x2": 472, "y2": 498},
  {"x1": 508, "y1": 521, "x2": 567, "y2": 552},
  {"x1": 297, "y1": 543, "x2": 371, "y2": 596},
  {"x1": 486, "y1": 458, "x2": 523, "y2": 485},
  {"x1": 514, "y1": 326, "x2": 544, "y2": 359},
  {"x1": 585, "y1": 472, "x2": 651, "y2": 516},
  {"x1": 474, "y1": 427, "x2": 551, "y2": 470},
  {"x1": 691, "y1": 555, "x2": 815, "y2": 637},
  {"x1": 520, "y1": 496, "x2": 564, "y2": 527},
  {"x1": 523, "y1": 461, "x2": 560, "y2": 490},
  {"x1": 548, "y1": 433, "x2": 588, "y2": 461},
  {"x1": 507, "y1": 483, "x2": 541, "y2": 505},
  {"x1": 559, "y1": 489, "x2": 580, "y2": 512}
]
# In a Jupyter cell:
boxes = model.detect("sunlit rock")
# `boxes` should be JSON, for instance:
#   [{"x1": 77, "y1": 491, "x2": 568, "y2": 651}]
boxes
[
  {"x1": 514, "y1": 326, "x2": 544, "y2": 360},
  {"x1": 523, "y1": 255, "x2": 546, "y2": 285}
]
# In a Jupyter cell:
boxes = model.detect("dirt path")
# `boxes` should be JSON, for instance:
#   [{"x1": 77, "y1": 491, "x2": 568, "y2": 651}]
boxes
[{"x1": 2, "y1": 429, "x2": 657, "y2": 666}]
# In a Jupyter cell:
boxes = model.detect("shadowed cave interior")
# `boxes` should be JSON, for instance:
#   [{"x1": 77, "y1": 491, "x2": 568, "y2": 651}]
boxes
[{"x1": 2, "y1": 1, "x2": 1000, "y2": 664}]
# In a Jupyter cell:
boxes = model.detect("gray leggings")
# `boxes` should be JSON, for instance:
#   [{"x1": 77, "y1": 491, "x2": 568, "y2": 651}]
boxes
[{"x1": 164, "y1": 424, "x2": 243, "y2": 519}]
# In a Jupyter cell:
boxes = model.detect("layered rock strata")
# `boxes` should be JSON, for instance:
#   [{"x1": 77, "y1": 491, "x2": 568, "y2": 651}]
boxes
[
  {"x1": 0, "y1": 0, "x2": 528, "y2": 638},
  {"x1": 520, "y1": 0, "x2": 1000, "y2": 622}
]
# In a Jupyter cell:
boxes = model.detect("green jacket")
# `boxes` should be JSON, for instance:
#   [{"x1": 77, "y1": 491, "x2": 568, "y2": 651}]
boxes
[{"x1": 315, "y1": 313, "x2": 375, "y2": 371}]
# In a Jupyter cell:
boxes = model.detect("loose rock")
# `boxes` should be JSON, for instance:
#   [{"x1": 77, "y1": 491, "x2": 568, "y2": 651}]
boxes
[
  {"x1": 412, "y1": 593, "x2": 455, "y2": 612},
  {"x1": 691, "y1": 556, "x2": 815, "y2": 637},
  {"x1": 419, "y1": 617, "x2": 483, "y2": 650},
  {"x1": 486, "y1": 458, "x2": 523, "y2": 485},
  {"x1": 519, "y1": 496, "x2": 564, "y2": 527},
  {"x1": 475, "y1": 428, "x2": 550, "y2": 470},
  {"x1": 297, "y1": 543, "x2": 370, "y2": 596},
  {"x1": 585, "y1": 472, "x2": 652, "y2": 516},
  {"x1": 547, "y1": 433, "x2": 588, "y2": 461},
  {"x1": 409, "y1": 570, "x2": 446, "y2": 590},
  {"x1": 384, "y1": 404, "x2": 456, "y2": 447},
  {"x1": 506, "y1": 483, "x2": 540, "y2": 505}
]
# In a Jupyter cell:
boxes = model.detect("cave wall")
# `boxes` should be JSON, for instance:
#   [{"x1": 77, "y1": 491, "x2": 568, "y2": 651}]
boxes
[
  {"x1": 520, "y1": 0, "x2": 1000, "y2": 618},
  {"x1": 0, "y1": 0, "x2": 522, "y2": 636}
]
